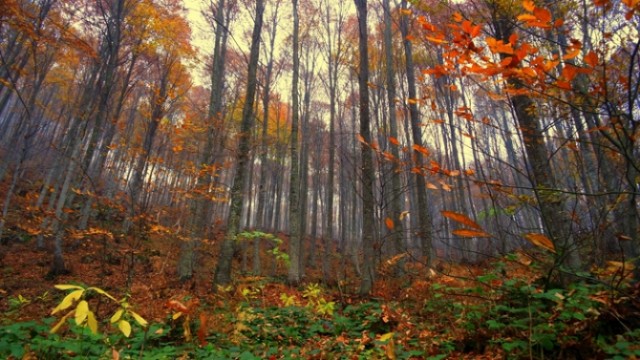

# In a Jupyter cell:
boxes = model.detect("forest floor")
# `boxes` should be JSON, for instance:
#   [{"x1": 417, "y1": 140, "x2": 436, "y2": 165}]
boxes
[{"x1": 0, "y1": 201, "x2": 639, "y2": 359}]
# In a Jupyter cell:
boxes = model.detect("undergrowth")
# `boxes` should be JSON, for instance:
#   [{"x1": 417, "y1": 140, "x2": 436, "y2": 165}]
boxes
[{"x1": 1, "y1": 254, "x2": 639, "y2": 359}]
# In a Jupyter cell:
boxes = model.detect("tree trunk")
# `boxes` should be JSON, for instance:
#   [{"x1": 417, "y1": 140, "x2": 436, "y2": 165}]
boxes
[
  {"x1": 354, "y1": 0, "x2": 376, "y2": 295},
  {"x1": 213, "y1": 0, "x2": 264, "y2": 287}
]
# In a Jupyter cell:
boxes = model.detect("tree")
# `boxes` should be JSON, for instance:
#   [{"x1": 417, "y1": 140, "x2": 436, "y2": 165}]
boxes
[
  {"x1": 288, "y1": 0, "x2": 302, "y2": 285},
  {"x1": 213, "y1": 0, "x2": 264, "y2": 287},
  {"x1": 353, "y1": 0, "x2": 376, "y2": 295}
]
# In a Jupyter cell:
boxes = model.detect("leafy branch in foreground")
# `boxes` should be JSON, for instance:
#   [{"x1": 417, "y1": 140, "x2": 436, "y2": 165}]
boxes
[{"x1": 50, "y1": 284, "x2": 147, "y2": 337}]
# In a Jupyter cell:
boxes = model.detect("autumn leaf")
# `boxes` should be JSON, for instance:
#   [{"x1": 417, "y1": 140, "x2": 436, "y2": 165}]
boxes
[
  {"x1": 562, "y1": 48, "x2": 581, "y2": 61},
  {"x1": 441, "y1": 210, "x2": 483, "y2": 230},
  {"x1": 533, "y1": 7, "x2": 552, "y2": 22},
  {"x1": 389, "y1": 136, "x2": 400, "y2": 146},
  {"x1": 523, "y1": 233, "x2": 556, "y2": 253},
  {"x1": 523, "y1": 0, "x2": 536, "y2": 12},
  {"x1": 452, "y1": 229, "x2": 492, "y2": 238},
  {"x1": 584, "y1": 50, "x2": 599, "y2": 67},
  {"x1": 385, "y1": 217, "x2": 395, "y2": 230},
  {"x1": 425, "y1": 35, "x2": 447, "y2": 44},
  {"x1": 51, "y1": 289, "x2": 84, "y2": 315},
  {"x1": 118, "y1": 320, "x2": 132, "y2": 337},
  {"x1": 412, "y1": 144, "x2": 430, "y2": 156}
]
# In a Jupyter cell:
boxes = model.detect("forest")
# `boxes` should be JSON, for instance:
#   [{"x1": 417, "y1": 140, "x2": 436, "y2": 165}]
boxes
[{"x1": 0, "y1": 0, "x2": 639, "y2": 358}]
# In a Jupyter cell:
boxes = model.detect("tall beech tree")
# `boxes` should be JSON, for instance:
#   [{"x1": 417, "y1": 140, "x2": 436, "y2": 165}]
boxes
[
  {"x1": 288, "y1": 0, "x2": 303, "y2": 285},
  {"x1": 213, "y1": 0, "x2": 264, "y2": 287},
  {"x1": 353, "y1": 0, "x2": 376, "y2": 295}
]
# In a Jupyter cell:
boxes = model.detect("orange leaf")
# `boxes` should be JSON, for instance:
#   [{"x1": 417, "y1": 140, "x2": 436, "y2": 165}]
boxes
[
  {"x1": 385, "y1": 217, "x2": 395, "y2": 230},
  {"x1": 562, "y1": 64, "x2": 579, "y2": 82},
  {"x1": 425, "y1": 36, "x2": 447, "y2": 44},
  {"x1": 356, "y1": 134, "x2": 366, "y2": 144},
  {"x1": 523, "y1": 0, "x2": 536, "y2": 12},
  {"x1": 517, "y1": 14, "x2": 538, "y2": 22},
  {"x1": 412, "y1": 144, "x2": 430, "y2": 156},
  {"x1": 441, "y1": 210, "x2": 483, "y2": 230},
  {"x1": 509, "y1": 33, "x2": 519, "y2": 45},
  {"x1": 533, "y1": 7, "x2": 552, "y2": 22},
  {"x1": 523, "y1": 233, "x2": 556, "y2": 253},
  {"x1": 562, "y1": 48, "x2": 581, "y2": 61},
  {"x1": 584, "y1": 50, "x2": 599, "y2": 67},
  {"x1": 389, "y1": 136, "x2": 400, "y2": 146},
  {"x1": 453, "y1": 12, "x2": 463, "y2": 22},
  {"x1": 426, "y1": 182, "x2": 439, "y2": 190},
  {"x1": 452, "y1": 229, "x2": 492, "y2": 238}
]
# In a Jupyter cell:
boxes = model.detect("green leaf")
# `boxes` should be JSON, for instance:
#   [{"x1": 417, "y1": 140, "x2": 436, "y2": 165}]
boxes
[
  {"x1": 75, "y1": 300, "x2": 89, "y2": 325},
  {"x1": 118, "y1": 320, "x2": 132, "y2": 337},
  {"x1": 51, "y1": 289, "x2": 84, "y2": 315}
]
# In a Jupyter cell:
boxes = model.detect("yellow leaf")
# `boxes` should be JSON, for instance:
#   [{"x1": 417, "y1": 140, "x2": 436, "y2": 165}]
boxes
[
  {"x1": 54, "y1": 284, "x2": 84, "y2": 291},
  {"x1": 379, "y1": 332, "x2": 394, "y2": 342},
  {"x1": 51, "y1": 289, "x2": 84, "y2": 315},
  {"x1": 118, "y1": 320, "x2": 132, "y2": 337},
  {"x1": 399, "y1": 211, "x2": 410, "y2": 220},
  {"x1": 452, "y1": 229, "x2": 492, "y2": 238},
  {"x1": 130, "y1": 310, "x2": 148, "y2": 327},
  {"x1": 50, "y1": 311, "x2": 74, "y2": 334},
  {"x1": 110, "y1": 309, "x2": 124, "y2": 323},
  {"x1": 87, "y1": 310, "x2": 98, "y2": 334},
  {"x1": 385, "y1": 217, "x2": 395, "y2": 230},
  {"x1": 523, "y1": 233, "x2": 556, "y2": 253},
  {"x1": 400, "y1": 8, "x2": 412, "y2": 16},
  {"x1": 441, "y1": 210, "x2": 483, "y2": 230},
  {"x1": 75, "y1": 300, "x2": 89, "y2": 325},
  {"x1": 88, "y1": 287, "x2": 117, "y2": 301},
  {"x1": 172, "y1": 312, "x2": 183, "y2": 320}
]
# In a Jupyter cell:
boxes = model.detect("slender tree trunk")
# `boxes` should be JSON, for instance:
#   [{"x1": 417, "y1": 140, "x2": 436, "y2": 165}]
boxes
[
  {"x1": 288, "y1": 0, "x2": 303, "y2": 285},
  {"x1": 354, "y1": 0, "x2": 376, "y2": 295},
  {"x1": 400, "y1": 0, "x2": 433, "y2": 265},
  {"x1": 213, "y1": 0, "x2": 264, "y2": 287}
]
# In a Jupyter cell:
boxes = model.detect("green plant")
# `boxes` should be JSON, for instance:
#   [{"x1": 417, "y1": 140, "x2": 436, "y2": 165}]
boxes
[
  {"x1": 237, "y1": 231, "x2": 290, "y2": 267},
  {"x1": 50, "y1": 283, "x2": 147, "y2": 337}
]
